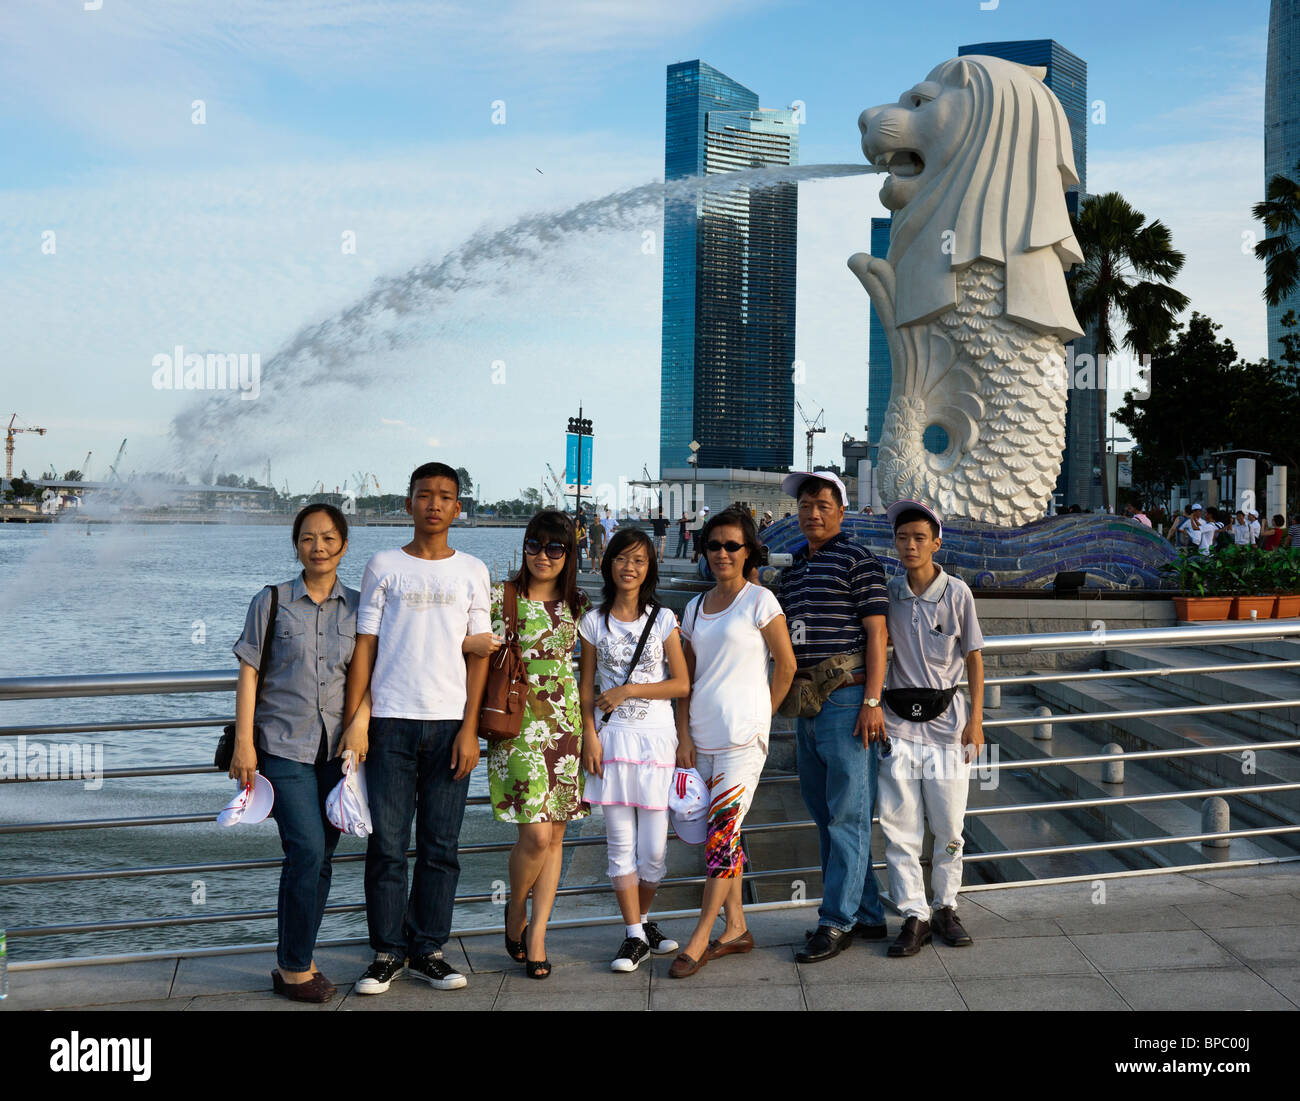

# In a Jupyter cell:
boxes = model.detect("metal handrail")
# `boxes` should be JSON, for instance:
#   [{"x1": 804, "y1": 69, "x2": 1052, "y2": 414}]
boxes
[
  {"x1": 980, "y1": 658, "x2": 1300, "y2": 688},
  {"x1": 10, "y1": 822, "x2": 1300, "y2": 940},
  {"x1": 4, "y1": 619, "x2": 1300, "y2": 956},
  {"x1": 3, "y1": 622, "x2": 1296, "y2": 703},
  {"x1": 8, "y1": 778, "x2": 1300, "y2": 890}
]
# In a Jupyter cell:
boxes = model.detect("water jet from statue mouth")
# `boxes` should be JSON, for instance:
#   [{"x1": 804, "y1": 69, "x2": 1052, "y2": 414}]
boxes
[{"x1": 874, "y1": 150, "x2": 925, "y2": 178}]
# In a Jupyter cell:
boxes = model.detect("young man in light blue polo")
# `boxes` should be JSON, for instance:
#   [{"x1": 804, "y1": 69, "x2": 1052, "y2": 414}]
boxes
[{"x1": 878, "y1": 499, "x2": 984, "y2": 957}]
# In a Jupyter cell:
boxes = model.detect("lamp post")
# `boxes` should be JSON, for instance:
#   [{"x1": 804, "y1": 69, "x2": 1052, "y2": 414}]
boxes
[
  {"x1": 687, "y1": 439, "x2": 701, "y2": 522},
  {"x1": 567, "y1": 408, "x2": 593, "y2": 519}
]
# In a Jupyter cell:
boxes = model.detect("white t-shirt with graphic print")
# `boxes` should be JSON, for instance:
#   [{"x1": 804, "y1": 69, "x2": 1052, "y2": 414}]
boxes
[{"x1": 578, "y1": 604, "x2": 678, "y2": 730}]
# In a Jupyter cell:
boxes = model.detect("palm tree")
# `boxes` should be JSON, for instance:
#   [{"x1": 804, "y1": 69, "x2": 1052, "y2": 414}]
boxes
[
  {"x1": 1069, "y1": 192, "x2": 1189, "y2": 513},
  {"x1": 1253, "y1": 158, "x2": 1300, "y2": 309}
]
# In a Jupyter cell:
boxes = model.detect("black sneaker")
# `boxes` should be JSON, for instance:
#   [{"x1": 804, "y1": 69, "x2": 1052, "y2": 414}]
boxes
[
  {"x1": 642, "y1": 920, "x2": 679, "y2": 955},
  {"x1": 407, "y1": 952, "x2": 468, "y2": 991},
  {"x1": 356, "y1": 953, "x2": 404, "y2": 995},
  {"x1": 610, "y1": 936, "x2": 650, "y2": 973}
]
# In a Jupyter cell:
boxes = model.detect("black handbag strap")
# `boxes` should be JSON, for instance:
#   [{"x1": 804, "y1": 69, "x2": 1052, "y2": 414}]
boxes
[
  {"x1": 253, "y1": 583, "x2": 280, "y2": 707},
  {"x1": 620, "y1": 600, "x2": 661, "y2": 688},
  {"x1": 601, "y1": 600, "x2": 661, "y2": 723}
]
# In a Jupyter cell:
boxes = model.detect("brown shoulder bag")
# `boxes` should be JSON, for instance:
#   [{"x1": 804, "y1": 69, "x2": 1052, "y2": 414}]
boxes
[{"x1": 478, "y1": 580, "x2": 528, "y2": 742}]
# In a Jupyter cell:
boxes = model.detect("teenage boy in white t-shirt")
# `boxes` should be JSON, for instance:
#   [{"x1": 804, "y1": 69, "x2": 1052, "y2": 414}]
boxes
[
  {"x1": 877, "y1": 499, "x2": 984, "y2": 958},
  {"x1": 345, "y1": 462, "x2": 490, "y2": 994}
]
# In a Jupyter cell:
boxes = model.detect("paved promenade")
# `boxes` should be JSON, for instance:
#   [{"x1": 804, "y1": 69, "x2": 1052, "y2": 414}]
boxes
[{"x1": 6, "y1": 863, "x2": 1299, "y2": 1011}]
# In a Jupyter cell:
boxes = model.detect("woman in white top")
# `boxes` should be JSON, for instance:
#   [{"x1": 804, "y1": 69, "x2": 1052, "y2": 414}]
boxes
[
  {"x1": 670, "y1": 507, "x2": 796, "y2": 978},
  {"x1": 579, "y1": 528, "x2": 690, "y2": 973}
]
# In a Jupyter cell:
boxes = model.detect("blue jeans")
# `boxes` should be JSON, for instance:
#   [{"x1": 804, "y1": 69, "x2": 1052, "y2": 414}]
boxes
[
  {"x1": 364, "y1": 717, "x2": 470, "y2": 958},
  {"x1": 795, "y1": 684, "x2": 885, "y2": 931},
  {"x1": 260, "y1": 752, "x2": 345, "y2": 973}
]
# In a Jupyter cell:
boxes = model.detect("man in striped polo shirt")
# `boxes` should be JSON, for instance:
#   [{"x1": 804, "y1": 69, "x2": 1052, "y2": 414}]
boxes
[{"x1": 777, "y1": 471, "x2": 890, "y2": 963}]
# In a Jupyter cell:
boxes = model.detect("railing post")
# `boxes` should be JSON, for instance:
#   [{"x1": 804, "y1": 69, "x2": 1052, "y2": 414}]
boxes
[
  {"x1": 1101, "y1": 743, "x2": 1124, "y2": 784},
  {"x1": 984, "y1": 683, "x2": 1001, "y2": 709},
  {"x1": 1201, "y1": 797, "x2": 1230, "y2": 849},
  {"x1": 1032, "y1": 705, "x2": 1053, "y2": 741}
]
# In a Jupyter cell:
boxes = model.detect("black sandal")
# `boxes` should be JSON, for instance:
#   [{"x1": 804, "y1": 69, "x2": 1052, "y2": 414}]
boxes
[
  {"x1": 505, "y1": 922, "x2": 528, "y2": 964},
  {"x1": 524, "y1": 929, "x2": 551, "y2": 980}
]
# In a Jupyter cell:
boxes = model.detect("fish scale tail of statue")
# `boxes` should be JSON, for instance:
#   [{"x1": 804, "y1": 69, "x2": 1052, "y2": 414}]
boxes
[{"x1": 847, "y1": 55, "x2": 1084, "y2": 529}]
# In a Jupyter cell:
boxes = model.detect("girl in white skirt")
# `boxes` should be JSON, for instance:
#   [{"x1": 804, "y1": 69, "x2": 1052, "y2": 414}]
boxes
[{"x1": 579, "y1": 528, "x2": 690, "y2": 972}]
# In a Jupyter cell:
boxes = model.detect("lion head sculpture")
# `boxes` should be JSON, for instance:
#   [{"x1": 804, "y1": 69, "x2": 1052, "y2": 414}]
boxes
[{"x1": 857, "y1": 55, "x2": 1084, "y2": 341}]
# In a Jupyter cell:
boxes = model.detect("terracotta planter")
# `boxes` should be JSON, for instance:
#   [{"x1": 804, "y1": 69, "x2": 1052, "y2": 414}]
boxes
[
  {"x1": 1230, "y1": 596, "x2": 1277, "y2": 620},
  {"x1": 1273, "y1": 595, "x2": 1300, "y2": 619},
  {"x1": 1173, "y1": 597, "x2": 1233, "y2": 621}
]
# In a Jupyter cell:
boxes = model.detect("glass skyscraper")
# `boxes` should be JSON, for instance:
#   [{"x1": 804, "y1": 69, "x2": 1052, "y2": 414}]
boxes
[
  {"x1": 866, "y1": 216, "x2": 892, "y2": 464},
  {"x1": 660, "y1": 60, "x2": 798, "y2": 473},
  {"x1": 1267, "y1": 1, "x2": 1300, "y2": 362},
  {"x1": 959, "y1": 39, "x2": 1098, "y2": 509}
]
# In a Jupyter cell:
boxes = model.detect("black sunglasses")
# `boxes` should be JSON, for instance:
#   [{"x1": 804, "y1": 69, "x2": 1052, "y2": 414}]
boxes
[
  {"x1": 524, "y1": 539, "x2": 567, "y2": 560},
  {"x1": 706, "y1": 540, "x2": 746, "y2": 553}
]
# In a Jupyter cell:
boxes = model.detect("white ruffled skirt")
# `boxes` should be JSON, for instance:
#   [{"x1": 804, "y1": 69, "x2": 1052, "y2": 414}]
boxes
[{"x1": 584, "y1": 719, "x2": 677, "y2": 810}]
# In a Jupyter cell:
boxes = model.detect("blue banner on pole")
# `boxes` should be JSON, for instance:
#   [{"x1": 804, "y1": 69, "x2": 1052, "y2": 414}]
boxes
[{"x1": 565, "y1": 433, "x2": 593, "y2": 487}]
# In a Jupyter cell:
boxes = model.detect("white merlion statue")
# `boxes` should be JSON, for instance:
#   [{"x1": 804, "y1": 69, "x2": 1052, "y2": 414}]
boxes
[{"x1": 848, "y1": 55, "x2": 1085, "y2": 527}]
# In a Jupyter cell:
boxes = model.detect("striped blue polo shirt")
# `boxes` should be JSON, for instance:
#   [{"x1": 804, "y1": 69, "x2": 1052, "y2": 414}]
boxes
[{"x1": 777, "y1": 532, "x2": 889, "y2": 669}]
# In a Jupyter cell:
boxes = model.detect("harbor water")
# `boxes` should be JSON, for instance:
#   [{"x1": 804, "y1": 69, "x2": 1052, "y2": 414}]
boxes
[{"x1": 0, "y1": 520, "x2": 618, "y2": 961}]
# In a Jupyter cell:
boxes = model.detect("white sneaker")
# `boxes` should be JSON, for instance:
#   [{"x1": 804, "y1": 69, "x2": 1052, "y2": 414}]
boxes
[
  {"x1": 356, "y1": 953, "x2": 404, "y2": 994},
  {"x1": 407, "y1": 952, "x2": 468, "y2": 991},
  {"x1": 643, "y1": 920, "x2": 679, "y2": 954},
  {"x1": 610, "y1": 936, "x2": 650, "y2": 973}
]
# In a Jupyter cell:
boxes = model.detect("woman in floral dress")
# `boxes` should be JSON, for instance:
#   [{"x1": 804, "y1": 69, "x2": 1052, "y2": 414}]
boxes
[{"x1": 486, "y1": 510, "x2": 589, "y2": 978}]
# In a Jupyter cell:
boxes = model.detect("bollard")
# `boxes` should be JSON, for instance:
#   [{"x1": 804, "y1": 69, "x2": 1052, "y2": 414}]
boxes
[
  {"x1": 1101, "y1": 743, "x2": 1124, "y2": 784},
  {"x1": 984, "y1": 684, "x2": 1001, "y2": 710},
  {"x1": 1032, "y1": 705, "x2": 1052, "y2": 741},
  {"x1": 1201, "y1": 797, "x2": 1230, "y2": 849}
]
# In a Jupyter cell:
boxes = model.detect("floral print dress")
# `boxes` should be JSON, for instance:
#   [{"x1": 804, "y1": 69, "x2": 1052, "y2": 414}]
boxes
[{"x1": 488, "y1": 583, "x2": 591, "y2": 824}]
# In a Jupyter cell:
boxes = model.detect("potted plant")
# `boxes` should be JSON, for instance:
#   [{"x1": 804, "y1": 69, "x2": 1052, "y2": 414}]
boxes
[
  {"x1": 1217, "y1": 544, "x2": 1278, "y2": 620},
  {"x1": 1163, "y1": 550, "x2": 1233, "y2": 621},
  {"x1": 1271, "y1": 548, "x2": 1300, "y2": 619}
]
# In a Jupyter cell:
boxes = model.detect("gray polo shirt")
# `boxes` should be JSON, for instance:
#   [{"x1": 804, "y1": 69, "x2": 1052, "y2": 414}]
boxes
[
  {"x1": 884, "y1": 567, "x2": 983, "y2": 746},
  {"x1": 233, "y1": 574, "x2": 360, "y2": 764}
]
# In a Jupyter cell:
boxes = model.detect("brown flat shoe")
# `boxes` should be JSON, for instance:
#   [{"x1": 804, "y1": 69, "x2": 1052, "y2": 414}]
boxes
[
  {"x1": 271, "y1": 969, "x2": 337, "y2": 1003},
  {"x1": 705, "y1": 930, "x2": 754, "y2": 960},
  {"x1": 668, "y1": 951, "x2": 708, "y2": 979}
]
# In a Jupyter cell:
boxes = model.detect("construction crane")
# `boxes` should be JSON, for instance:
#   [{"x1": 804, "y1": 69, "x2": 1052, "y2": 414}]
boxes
[
  {"x1": 5, "y1": 415, "x2": 47, "y2": 480},
  {"x1": 81, "y1": 451, "x2": 93, "y2": 481},
  {"x1": 796, "y1": 400, "x2": 826, "y2": 471},
  {"x1": 106, "y1": 439, "x2": 128, "y2": 482},
  {"x1": 544, "y1": 463, "x2": 566, "y2": 509}
]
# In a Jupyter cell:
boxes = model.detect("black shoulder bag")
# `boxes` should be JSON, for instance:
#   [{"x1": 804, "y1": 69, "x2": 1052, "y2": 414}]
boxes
[
  {"x1": 601, "y1": 600, "x2": 662, "y2": 724},
  {"x1": 215, "y1": 584, "x2": 279, "y2": 770}
]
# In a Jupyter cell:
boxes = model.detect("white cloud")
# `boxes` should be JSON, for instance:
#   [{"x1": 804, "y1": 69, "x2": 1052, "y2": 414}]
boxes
[{"x1": 1090, "y1": 137, "x2": 1268, "y2": 361}]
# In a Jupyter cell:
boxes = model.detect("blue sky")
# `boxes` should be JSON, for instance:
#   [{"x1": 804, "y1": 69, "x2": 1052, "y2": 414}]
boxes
[{"x1": 1, "y1": 0, "x2": 1275, "y2": 501}]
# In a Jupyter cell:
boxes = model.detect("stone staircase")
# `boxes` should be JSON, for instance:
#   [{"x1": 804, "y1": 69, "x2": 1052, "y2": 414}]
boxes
[{"x1": 1014, "y1": 636, "x2": 1300, "y2": 863}]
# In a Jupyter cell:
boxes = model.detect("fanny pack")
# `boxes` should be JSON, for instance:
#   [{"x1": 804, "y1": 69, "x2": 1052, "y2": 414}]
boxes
[
  {"x1": 779, "y1": 651, "x2": 865, "y2": 719},
  {"x1": 882, "y1": 687, "x2": 957, "y2": 724}
]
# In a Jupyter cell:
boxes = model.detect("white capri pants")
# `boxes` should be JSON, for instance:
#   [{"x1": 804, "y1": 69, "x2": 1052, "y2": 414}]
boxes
[
  {"x1": 603, "y1": 805, "x2": 669, "y2": 890},
  {"x1": 876, "y1": 736, "x2": 972, "y2": 921}
]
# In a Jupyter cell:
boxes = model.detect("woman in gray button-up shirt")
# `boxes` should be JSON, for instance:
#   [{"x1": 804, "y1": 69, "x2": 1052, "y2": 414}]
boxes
[{"x1": 229, "y1": 504, "x2": 370, "y2": 1002}]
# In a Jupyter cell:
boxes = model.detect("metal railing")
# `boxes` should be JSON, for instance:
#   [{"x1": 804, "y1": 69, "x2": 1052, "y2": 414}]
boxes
[{"x1": 2, "y1": 620, "x2": 1299, "y2": 964}]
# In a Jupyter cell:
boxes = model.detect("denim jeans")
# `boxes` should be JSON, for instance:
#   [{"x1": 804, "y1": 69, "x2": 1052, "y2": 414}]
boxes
[
  {"x1": 364, "y1": 717, "x2": 470, "y2": 958},
  {"x1": 260, "y1": 752, "x2": 345, "y2": 972},
  {"x1": 795, "y1": 683, "x2": 885, "y2": 931}
]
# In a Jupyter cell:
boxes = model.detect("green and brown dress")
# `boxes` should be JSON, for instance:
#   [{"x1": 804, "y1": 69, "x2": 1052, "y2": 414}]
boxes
[{"x1": 487, "y1": 583, "x2": 591, "y2": 824}]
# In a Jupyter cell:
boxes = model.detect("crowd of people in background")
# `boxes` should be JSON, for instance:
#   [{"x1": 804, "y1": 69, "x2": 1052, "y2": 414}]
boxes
[{"x1": 1163, "y1": 502, "x2": 1296, "y2": 555}]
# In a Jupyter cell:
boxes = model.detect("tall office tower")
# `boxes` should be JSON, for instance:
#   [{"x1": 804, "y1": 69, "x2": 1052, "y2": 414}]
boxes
[
  {"x1": 660, "y1": 60, "x2": 798, "y2": 473},
  {"x1": 960, "y1": 39, "x2": 1098, "y2": 509},
  {"x1": 866, "y1": 216, "x2": 893, "y2": 464},
  {"x1": 1267, "y1": 1, "x2": 1300, "y2": 363}
]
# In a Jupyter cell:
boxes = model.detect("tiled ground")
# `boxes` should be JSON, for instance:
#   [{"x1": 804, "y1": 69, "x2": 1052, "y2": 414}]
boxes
[{"x1": 5, "y1": 864, "x2": 1298, "y2": 1011}]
